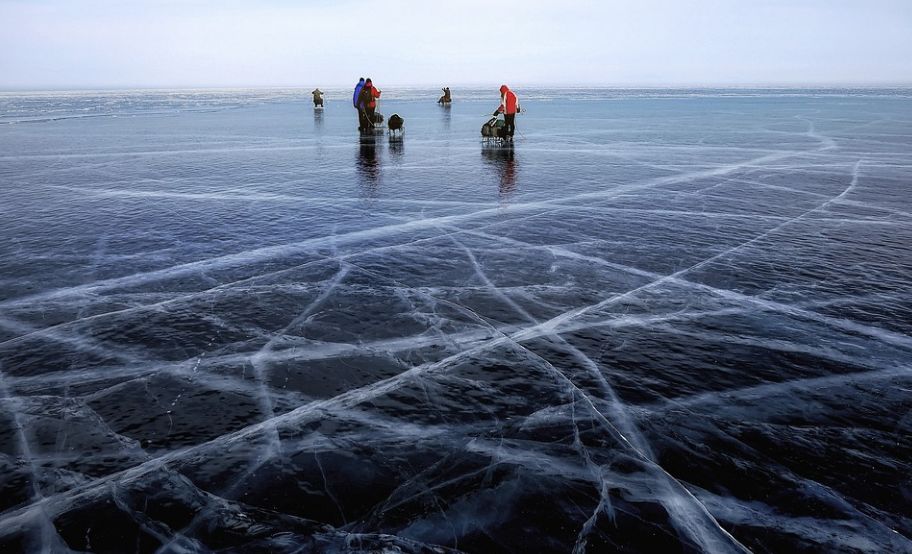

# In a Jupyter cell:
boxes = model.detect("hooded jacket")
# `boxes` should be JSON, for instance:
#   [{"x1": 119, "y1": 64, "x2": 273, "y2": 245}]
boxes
[
  {"x1": 353, "y1": 80, "x2": 365, "y2": 108},
  {"x1": 358, "y1": 81, "x2": 381, "y2": 110},
  {"x1": 496, "y1": 85, "x2": 520, "y2": 115}
]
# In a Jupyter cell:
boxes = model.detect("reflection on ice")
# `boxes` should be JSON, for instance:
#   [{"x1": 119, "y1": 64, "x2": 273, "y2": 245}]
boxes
[
  {"x1": 482, "y1": 143, "x2": 518, "y2": 199},
  {"x1": 388, "y1": 136, "x2": 404, "y2": 165},
  {"x1": 0, "y1": 89, "x2": 911, "y2": 552},
  {"x1": 357, "y1": 135, "x2": 381, "y2": 194}
]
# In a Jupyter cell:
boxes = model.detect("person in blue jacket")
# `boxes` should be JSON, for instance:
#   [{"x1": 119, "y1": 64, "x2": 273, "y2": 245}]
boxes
[{"x1": 353, "y1": 77, "x2": 365, "y2": 128}]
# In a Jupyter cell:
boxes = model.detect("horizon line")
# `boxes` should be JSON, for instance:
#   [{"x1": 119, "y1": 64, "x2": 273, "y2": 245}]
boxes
[{"x1": 3, "y1": 82, "x2": 912, "y2": 94}]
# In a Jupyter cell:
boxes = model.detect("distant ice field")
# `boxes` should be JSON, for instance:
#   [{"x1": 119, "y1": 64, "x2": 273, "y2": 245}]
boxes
[{"x1": 0, "y1": 89, "x2": 910, "y2": 553}]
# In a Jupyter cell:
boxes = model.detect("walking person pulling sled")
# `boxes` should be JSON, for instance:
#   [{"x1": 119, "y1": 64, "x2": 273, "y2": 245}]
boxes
[
  {"x1": 358, "y1": 78, "x2": 382, "y2": 132},
  {"x1": 493, "y1": 84, "x2": 521, "y2": 140}
]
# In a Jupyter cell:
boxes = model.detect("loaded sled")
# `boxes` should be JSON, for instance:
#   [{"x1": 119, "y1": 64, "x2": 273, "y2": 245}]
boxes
[
  {"x1": 360, "y1": 111, "x2": 385, "y2": 133},
  {"x1": 481, "y1": 115, "x2": 509, "y2": 143}
]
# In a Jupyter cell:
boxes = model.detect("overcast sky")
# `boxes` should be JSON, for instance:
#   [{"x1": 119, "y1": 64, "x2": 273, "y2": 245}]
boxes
[{"x1": 1, "y1": 0, "x2": 910, "y2": 89}]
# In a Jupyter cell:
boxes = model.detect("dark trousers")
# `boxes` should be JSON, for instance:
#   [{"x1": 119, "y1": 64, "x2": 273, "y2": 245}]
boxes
[
  {"x1": 359, "y1": 106, "x2": 376, "y2": 131},
  {"x1": 504, "y1": 113, "x2": 516, "y2": 137}
]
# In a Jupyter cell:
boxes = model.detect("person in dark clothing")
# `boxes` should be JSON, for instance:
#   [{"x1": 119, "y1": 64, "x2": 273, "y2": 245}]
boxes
[
  {"x1": 357, "y1": 78, "x2": 382, "y2": 131},
  {"x1": 312, "y1": 88, "x2": 324, "y2": 107},
  {"x1": 353, "y1": 77, "x2": 365, "y2": 129},
  {"x1": 353, "y1": 78, "x2": 365, "y2": 108}
]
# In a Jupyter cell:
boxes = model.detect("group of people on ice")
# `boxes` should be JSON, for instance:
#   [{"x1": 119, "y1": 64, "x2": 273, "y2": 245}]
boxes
[
  {"x1": 351, "y1": 78, "x2": 383, "y2": 132},
  {"x1": 311, "y1": 80, "x2": 522, "y2": 140}
]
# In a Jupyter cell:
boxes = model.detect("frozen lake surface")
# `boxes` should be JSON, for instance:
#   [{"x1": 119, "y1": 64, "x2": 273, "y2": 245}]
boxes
[{"x1": 1, "y1": 88, "x2": 911, "y2": 553}]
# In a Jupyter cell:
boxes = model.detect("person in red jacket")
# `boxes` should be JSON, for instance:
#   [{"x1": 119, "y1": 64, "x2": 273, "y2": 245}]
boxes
[
  {"x1": 357, "y1": 78, "x2": 382, "y2": 131},
  {"x1": 493, "y1": 84, "x2": 521, "y2": 140}
]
